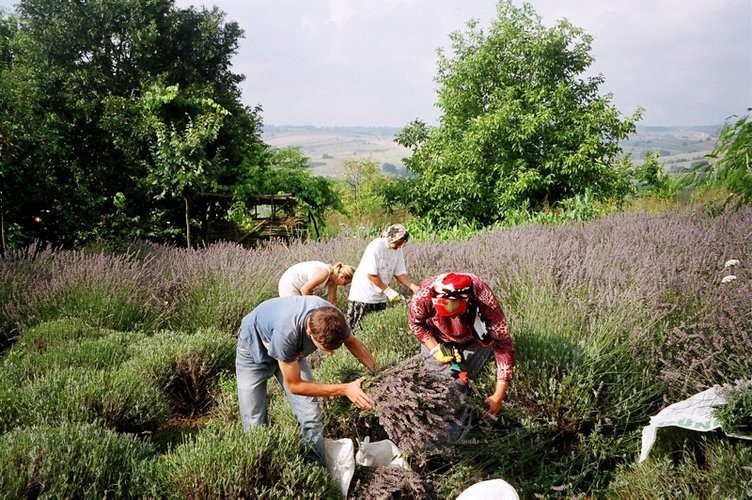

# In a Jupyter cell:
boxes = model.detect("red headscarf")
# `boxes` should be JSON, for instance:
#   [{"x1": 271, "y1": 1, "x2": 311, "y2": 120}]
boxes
[{"x1": 431, "y1": 273, "x2": 473, "y2": 317}]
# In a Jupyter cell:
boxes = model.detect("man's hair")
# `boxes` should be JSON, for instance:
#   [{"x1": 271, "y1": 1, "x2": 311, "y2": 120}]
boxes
[{"x1": 308, "y1": 307, "x2": 349, "y2": 350}]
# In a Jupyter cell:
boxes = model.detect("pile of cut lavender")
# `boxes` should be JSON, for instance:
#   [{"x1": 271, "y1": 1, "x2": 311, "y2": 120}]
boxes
[
  {"x1": 348, "y1": 466, "x2": 431, "y2": 499},
  {"x1": 367, "y1": 355, "x2": 466, "y2": 453}
]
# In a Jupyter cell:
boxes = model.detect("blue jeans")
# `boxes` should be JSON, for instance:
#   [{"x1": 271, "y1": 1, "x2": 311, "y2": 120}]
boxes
[{"x1": 236, "y1": 343, "x2": 325, "y2": 464}]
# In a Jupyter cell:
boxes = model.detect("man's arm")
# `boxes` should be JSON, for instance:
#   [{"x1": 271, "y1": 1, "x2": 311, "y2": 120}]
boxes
[
  {"x1": 344, "y1": 335, "x2": 378, "y2": 372},
  {"x1": 394, "y1": 274, "x2": 419, "y2": 292},
  {"x1": 367, "y1": 273, "x2": 388, "y2": 291},
  {"x1": 277, "y1": 359, "x2": 373, "y2": 410}
]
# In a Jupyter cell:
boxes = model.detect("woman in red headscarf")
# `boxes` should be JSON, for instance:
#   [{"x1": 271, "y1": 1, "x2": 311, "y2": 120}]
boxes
[{"x1": 408, "y1": 272, "x2": 514, "y2": 419}]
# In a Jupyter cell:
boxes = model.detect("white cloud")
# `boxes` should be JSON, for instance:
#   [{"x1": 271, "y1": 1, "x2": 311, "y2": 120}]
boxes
[{"x1": 3, "y1": 0, "x2": 749, "y2": 127}]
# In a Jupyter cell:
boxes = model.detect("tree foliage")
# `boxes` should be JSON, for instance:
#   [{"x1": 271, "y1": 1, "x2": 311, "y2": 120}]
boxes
[
  {"x1": 337, "y1": 158, "x2": 389, "y2": 217},
  {"x1": 706, "y1": 110, "x2": 752, "y2": 204},
  {"x1": 232, "y1": 147, "x2": 344, "y2": 237},
  {"x1": 0, "y1": 0, "x2": 342, "y2": 250},
  {"x1": 394, "y1": 0, "x2": 642, "y2": 227}
]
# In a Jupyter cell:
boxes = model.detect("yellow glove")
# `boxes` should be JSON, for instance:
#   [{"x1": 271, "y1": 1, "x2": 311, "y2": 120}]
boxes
[
  {"x1": 430, "y1": 344, "x2": 458, "y2": 364},
  {"x1": 384, "y1": 287, "x2": 400, "y2": 304}
]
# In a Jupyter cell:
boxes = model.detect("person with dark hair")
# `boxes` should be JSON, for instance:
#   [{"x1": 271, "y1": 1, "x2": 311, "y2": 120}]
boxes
[
  {"x1": 346, "y1": 224, "x2": 420, "y2": 331},
  {"x1": 408, "y1": 272, "x2": 514, "y2": 420},
  {"x1": 236, "y1": 295, "x2": 378, "y2": 464}
]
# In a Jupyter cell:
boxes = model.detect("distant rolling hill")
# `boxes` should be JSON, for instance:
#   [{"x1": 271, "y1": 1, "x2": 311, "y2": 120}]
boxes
[
  {"x1": 263, "y1": 125, "x2": 409, "y2": 178},
  {"x1": 263, "y1": 124, "x2": 721, "y2": 178}
]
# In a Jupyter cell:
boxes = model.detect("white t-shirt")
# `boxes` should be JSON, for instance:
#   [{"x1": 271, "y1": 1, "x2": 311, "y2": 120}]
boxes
[
  {"x1": 348, "y1": 238, "x2": 407, "y2": 303},
  {"x1": 278, "y1": 261, "x2": 331, "y2": 297}
]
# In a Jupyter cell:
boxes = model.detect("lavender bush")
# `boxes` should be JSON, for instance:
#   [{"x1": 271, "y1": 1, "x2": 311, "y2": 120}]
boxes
[
  {"x1": 0, "y1": 205, "x2": 750, "y2": 497},
  {"x1": 119, "y1": 328, "x2": 236, "y2": 417},
  {"x1": 158, "y1": 424, "x2": 339, "y2": 498},
  {"x1": 0, "y1": 422, "x2": 158, "y2": 498}
]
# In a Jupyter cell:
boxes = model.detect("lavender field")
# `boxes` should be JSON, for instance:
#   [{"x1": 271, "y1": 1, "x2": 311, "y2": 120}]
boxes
[{"x1": 1, "y1": 205, "x2": 750, "y2": 497}]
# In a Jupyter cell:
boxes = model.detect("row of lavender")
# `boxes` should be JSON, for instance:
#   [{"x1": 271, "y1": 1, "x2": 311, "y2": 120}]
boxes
[
  {"x1": 1, "y1": 205, "x2": 750, "y2": 496},
  {"x1": 3, "y1": 206, "x2": 748, "y2": 399}
]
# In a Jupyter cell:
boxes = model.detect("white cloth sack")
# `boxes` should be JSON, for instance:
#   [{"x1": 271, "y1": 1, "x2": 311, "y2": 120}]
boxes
[
  {"x1": 639, "y1": 385, "x2": 752, "y2": 462},
  {"x1": 355, "y1": 436, "x2": 408, "y2": 469},
  {"x1": 456, "y1": 479, "x2": 519, "y2": 499},
  {"x1": 324, "y1": 437, "x2": 355, "y2": 498}
]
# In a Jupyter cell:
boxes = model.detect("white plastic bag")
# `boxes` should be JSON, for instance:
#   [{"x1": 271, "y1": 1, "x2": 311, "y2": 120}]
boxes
[
  {"x1": 456, "y1": 478, "x2": 519, "y2": 499},
  {"x1": 324, "y1": 437, "x2": 355, "y2": 498},
  {"x1": 639, "y1": 385, "x2": 752, "y2": 462},
  {"x1": 355, "y1": 436, "x2": 408, "y2": 469}
]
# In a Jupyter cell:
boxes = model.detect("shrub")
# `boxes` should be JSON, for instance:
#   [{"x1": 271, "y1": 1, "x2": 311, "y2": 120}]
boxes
[
  {"x1": 12, "y1": 248, "x2": 172, "y2": 333},
  {"x1": 511, "y1": 325, "x2": 663, "y2": 435},
  {"x1": 3, "y1": 367, "x2": 169, "y2": 433},
  {"x1": 715, "y1": 380, "x2": 752, "y2": 436},
  {"x1": 206, "y1": 372, "x2": 241, "y2": 425},
  {"x1": 163, "y1": 241, "x2": 318, "y2": 332},
  {"x1": 158, "y1": 424, "x2": 339, "y2": 498},
  {"x1": 0, "y1": 376, "x2": 18, "y2": 434},
  {"x1": 122, "y1": 328, "x2": 236, "y2": 417},
  {"x1": 0, "y1": 422, "x2": 158, "y2": 498},
  {"x1": 9, "y1": 317, "x2": 111, "y2": 351},
  {"x1": 355, "y1": 306, "x2": 417, "y2": 365},
  {"x1": 3, "y1": 323, "x2": 146, "y2": 383},
  {"x1": 0, "y1": 243, "x2": 53, "y2": 345}
]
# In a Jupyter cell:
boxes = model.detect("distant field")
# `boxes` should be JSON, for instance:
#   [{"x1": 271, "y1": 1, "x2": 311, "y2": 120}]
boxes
[
  {"x1": 263, "y1": 125, "x2": 410, "y2": 178},
  {"x1": 263, "y1": 124, "x2": 721, "y2": 178},
  {"x1": 621, "y1": 125, "x2": 720, "y2": 172}
]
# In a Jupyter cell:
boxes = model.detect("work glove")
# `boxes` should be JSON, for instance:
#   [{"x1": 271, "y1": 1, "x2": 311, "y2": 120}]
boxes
[
  {"x1": 384, "y1": 286, "x2": 401, "y2": 304},
  {"x1": 430, "y1": 344, "x2": 461, "y2": 364}
]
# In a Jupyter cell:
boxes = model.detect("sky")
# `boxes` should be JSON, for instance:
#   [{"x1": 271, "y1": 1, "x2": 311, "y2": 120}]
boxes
[{"x1": 2, "y1": 0, "x2": 750, "y2": 128}]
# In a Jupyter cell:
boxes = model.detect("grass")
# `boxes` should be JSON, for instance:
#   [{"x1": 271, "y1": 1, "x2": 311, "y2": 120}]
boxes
[{"x1": 0, "y1": 204, "x2": 750, "y2": 497}]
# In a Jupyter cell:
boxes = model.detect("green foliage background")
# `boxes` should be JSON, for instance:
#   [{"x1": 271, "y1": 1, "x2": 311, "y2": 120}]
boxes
[{"x1": 0, "y1": 0, "x2": 751, "y2": 495}]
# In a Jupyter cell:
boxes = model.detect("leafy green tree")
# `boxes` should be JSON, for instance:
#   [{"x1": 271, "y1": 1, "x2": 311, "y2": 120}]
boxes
[
  {"x1": 233, "y1": 147, "x2": 344, "y2": 237},
  {"x1": 395, "y1": 0, "x2": 642, "y2": 227},
  {"x1": 634, "y1": 151, "x2": 675, "y2": 199},
  {"x1": 138, "y1": 83, "x2": 230, "y2": 247},
  {"x1": 338, "y1": 158, "x2": 389, "y2": 217},
  {"x1": 706, "y1": 110, "x2": 752, "y2": 204},
  {"x1": 1, "y1": 0, "x2": 265, "y2": 248}
]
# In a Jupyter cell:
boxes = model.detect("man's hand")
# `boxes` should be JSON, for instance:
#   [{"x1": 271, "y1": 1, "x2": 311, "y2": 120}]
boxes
[
  {"x1": 383, "y1": 286, "x2": 400, "y2": 304},
  {"x1": 343, "y1": 377, "x2": 374, "y2": 410}
]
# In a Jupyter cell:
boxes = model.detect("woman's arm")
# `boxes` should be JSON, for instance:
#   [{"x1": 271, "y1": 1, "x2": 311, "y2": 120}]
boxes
[
  {"x1": 299, "y1": 267, "x2": 331, "y2": 295},
  {"x1": 326, "y1": 282, "x2": 338, "y2": 305}
]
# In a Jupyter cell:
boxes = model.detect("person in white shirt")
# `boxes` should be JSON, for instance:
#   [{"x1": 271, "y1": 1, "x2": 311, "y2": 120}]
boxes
[
  {"x1": 346, "y1": 224, "x2": 420, "y2": 331},
  {"x1": 278, "y1": 261, "x2": 355, "y2": 306}
]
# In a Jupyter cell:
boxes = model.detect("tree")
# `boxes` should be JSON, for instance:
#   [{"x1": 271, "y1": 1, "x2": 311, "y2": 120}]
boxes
[
  {"x1": 395, "y1": 0, "x2": 642, "y2": 227},
  {"x1": 0, "y1": 0, "x2": 265, "y2": 248},
  {"x1": 706, "y1": 110, "x2": 752, "y2": 204},
  {"x1": 339, "y1": 158, "x2": 388, "y2": 217},
  {"x1": 233, "y1": 147, "x2": 344, "y2": 237},
  {"x1": 138, "y1": 83, "x2": 230, "y2": 247}
]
